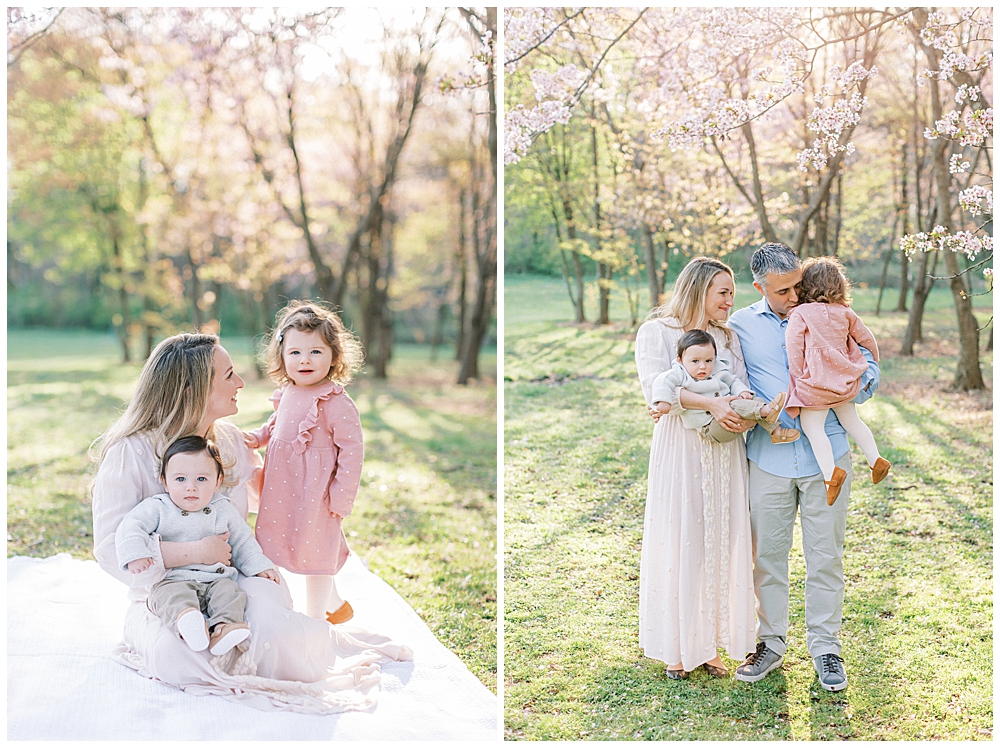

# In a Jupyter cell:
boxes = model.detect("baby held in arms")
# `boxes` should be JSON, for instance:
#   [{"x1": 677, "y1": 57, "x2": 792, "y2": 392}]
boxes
[
  {"x1": 651, "y1": 329, "x2": 800, "y2": 444},
  {"x1": 115, "y1": 436, "x2": 279, "y2": 655}
]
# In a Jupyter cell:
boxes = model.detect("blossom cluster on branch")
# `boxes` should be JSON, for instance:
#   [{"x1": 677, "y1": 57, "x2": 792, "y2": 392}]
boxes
[
  {"x1": 900, "y1": 226, "x2": 992, "y2": 261},
  {"x1": 958, "y1": 185, "x2": 993, "y2": 217},
  {"x1": 924, "y1": 106, "x2": 993, "y2": 147}
]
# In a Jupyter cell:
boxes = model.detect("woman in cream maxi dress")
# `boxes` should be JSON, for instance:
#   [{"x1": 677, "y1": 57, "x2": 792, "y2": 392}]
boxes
[{"x1": 634, "y1": 261, "x2": 756, "y2": 674}]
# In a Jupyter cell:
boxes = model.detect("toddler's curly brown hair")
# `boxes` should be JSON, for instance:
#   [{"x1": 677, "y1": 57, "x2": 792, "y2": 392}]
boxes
[
  {"x1": 796, "y1": 256, "x2": 853, "y2": 306},
  {"x1": 262, "y1": 301, "x2": 364, "y2": 386}
]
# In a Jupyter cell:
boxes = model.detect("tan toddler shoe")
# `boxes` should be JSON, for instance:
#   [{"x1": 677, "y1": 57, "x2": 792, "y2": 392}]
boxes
[
  {"x1": 763, "y1": 392, "x2": 787, "y2": 426},
  {"x1": 209, "y1": 621, "x2": 251, "y2": 655},
  {"x1": 326, "y1": 601, "x2": 354, "y2": 625},
  {"x1": 825, "y1": 466, "x2": 847, "y2": 506},
  {"x1": 871, "y1": 457, "x2": 891, "y2": 484},
  {"x1": 770, "y1": 427, "x2": 800, "y2": 444}
]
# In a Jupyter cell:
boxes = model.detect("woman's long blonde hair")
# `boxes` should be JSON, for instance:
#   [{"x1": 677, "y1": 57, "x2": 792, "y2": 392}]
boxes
[
  {"x1": 91, "y1": 333, "x2": 235, "y2": 483},
  {"x1": 649, "y1": 257, "x2": 734, "y2": 341}
]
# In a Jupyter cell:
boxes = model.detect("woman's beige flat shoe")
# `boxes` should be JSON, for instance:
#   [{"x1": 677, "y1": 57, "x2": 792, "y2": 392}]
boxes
[
  {"x1": 770, "y1": 427, "x2": 800, "y2": 444},
  {"x1": 871, "y1": 457, "x2": 891, "y2": 484},
  {"x1": 665, "y1": 667, "x2": 689, "y2": 680},
  {"x1": 326, "y1": 601, "x2": 354, "y2": 625},
  {"x1": 702, "y1": 662, "x2": 729, "y2": 678}
]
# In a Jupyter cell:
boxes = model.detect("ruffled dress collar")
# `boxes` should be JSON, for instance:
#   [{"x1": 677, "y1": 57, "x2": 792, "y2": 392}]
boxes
[{"x1": 288, "y1": 380, "x2": 344, "y2": 454}]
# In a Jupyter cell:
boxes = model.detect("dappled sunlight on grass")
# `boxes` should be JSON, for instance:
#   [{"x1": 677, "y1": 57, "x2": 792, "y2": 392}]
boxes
[{"x1": 504, "y1": 279, "x2": 991, "y2": 740}]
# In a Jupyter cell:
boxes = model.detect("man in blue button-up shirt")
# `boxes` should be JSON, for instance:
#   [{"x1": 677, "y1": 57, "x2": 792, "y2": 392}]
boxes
[{"x1": 726, "y1": 243, "x2": 879, "y2": 693}]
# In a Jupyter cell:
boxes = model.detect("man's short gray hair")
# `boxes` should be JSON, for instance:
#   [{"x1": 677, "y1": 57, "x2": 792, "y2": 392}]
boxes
[{"x1": 751, "y1": 242, "x2": 800, "y2": 286}]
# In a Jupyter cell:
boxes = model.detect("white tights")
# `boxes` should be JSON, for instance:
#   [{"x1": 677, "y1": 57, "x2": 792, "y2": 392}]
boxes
[
  {"x1": 303, "y1": 574, "x2": 345, "y2": 620},
  {"x1": 799, "y1": 403, "x2": 881, "y2": 481}
]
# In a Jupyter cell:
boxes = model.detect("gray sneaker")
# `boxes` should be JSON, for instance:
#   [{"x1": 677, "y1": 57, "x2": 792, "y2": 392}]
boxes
[
  {"x1": 734, "y1": 641, "x2": 783, "y2": 683},
  {"x1": 814, "y1": 653, "x2": 848, "y2": 692}
]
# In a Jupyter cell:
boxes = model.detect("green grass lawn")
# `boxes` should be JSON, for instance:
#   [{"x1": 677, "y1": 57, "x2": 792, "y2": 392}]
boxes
[
  {"x1": 7, "y1": 329, "x2": 497, "y2": 691},
  {"x1": 503, "y1": 274, "x2": 992, "y2": 740}
]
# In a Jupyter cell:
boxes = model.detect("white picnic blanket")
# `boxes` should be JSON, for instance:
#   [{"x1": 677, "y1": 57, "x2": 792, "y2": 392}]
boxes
[{"x1": 7, "y1": 553, "x2": 497, "y2": 741}]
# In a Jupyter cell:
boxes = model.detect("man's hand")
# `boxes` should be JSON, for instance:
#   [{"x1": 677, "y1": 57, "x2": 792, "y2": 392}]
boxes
[
  {"x1": 707, "y1": 395, "x2": 753, "y2": 432},
  {"x1": 127, "y1": 557, "x2": 153, "y2": 574}
]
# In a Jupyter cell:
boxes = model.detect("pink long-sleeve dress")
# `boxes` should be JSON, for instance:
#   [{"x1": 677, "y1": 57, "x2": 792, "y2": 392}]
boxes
[
  {"x1": 249, "y1": 380, "x2": 363, "y2": 575},
  {"x1": 784, "y1": 302, "x2": 880, "y2": 418}
]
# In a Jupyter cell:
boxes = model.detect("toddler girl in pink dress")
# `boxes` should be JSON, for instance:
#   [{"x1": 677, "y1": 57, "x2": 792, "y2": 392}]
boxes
[
  {"x1": 245, "y1": 301, "x2": 365, "y2": 625},
  {"x1": 784, "y1": 257, "x2": 891, "y2": 506}
]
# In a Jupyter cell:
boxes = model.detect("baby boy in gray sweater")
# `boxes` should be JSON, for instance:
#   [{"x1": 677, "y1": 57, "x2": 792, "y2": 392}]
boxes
[
  {"x1": 116, "y1": 435, "x2": 278, "y2": 655},
  {"x1": 651, "y1": 329, "x2": 800, "y2": 444}
]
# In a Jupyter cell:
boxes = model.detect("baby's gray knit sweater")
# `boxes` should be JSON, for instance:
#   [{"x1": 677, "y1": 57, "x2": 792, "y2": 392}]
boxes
[
  {"x1": 115, "y1": 493, "x2": 273, "y2": 583},
  {"x1": 651, "y1": 361, "x2": 753, "y2": 430}
]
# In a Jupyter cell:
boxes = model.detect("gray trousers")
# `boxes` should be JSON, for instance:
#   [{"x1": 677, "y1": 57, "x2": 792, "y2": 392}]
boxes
[
  {"x1": 704, "y1": 397, "x2": 778, "y2": 444},
  {"x1": 148, "y1": 577, "x2": 247, "y2": 634},
  {"x1": 749, "y1": 453, "x2": 851, "y2": 658}
]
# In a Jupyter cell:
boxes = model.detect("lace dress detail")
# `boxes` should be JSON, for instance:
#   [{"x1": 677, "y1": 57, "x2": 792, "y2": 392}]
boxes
[{"x1": 634, "y1": 318, "x2": 755, "y2": 670}]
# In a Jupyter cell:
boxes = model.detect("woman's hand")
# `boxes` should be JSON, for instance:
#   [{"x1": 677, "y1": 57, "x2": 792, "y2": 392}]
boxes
[
  {"x1": 256, "y1": 568, "x2": 279, "y2": 583},
  {"x1": 243, "y1": 431, "x2": 260, "y2": 449},
  {"x1": 706, "y1": 395, "x2": 751, "y2": 432},
  {"x1": 199, "y1": 532, "x2": 232, "y2": 566}
]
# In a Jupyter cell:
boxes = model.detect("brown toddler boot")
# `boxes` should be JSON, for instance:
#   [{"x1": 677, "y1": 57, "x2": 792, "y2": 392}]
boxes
[
  {"x1": 871, "y1": 457, "x2": 891, "y2": 484},
  {"x1": 770, "y1": 427, "x2": 800, "y2": 444},
  {"x1": 209, "y1": 621, "x2": 251, "y2": 655},
  {"x1": 825, "y1": 467, "x2": 847, "y2": 506},
  {"x1": 763, "y1": 392, "x2": 787, "y2": 427},
  {"x1": 326, "y1": 601, "x2": 354, "y2": 625}
]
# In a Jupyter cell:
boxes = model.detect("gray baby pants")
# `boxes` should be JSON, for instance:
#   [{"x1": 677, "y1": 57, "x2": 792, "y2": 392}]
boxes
[
  {"x1": 703, "y1": 397, "x2": 778, "y2": 443},
  {"x1": 148, "y1": 577, "x2": 247, "y2": 633}
]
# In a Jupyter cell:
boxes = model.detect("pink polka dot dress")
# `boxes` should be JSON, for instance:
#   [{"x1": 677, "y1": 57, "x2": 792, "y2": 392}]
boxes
[{"x1": 248, "y1": 380, "x2": 363, "y2": 575}]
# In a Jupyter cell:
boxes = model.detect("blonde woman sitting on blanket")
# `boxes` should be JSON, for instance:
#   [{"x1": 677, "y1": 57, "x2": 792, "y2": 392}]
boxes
[
  {"x1": 91, "y1": 333, "x2": 411, "y2": 713},
  {"x1": 634, "y1": 257, "x2": 756, "y2": 679}
]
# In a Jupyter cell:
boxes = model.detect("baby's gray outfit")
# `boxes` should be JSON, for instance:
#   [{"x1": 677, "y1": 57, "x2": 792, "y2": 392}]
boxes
[
  {"x1": 115, "y1": 493, "x2": 273, "y2": 634},
  {"x1": 651, "y1": 361, "x2": 777, "y2": 443}
]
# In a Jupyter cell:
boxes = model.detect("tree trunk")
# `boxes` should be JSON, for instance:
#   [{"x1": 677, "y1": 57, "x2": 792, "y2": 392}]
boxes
[
  {"x1": 643, "y1": 224, "x2": 659, "y2": 310},
  {"x1": 918, "y1": 15, "x2": 984, "y2": 389},
  {"x1": 559, "y1": 191, "x2": 586, "y2": 323},
  {"x1": 831, "y1": 170, "x2": 843, "y2": 256},
  {"x1": 895, "y1": 141, "x2": 910, "y2": 311},
  {"x1": 875, "y1": 241, "x2": 894, "y2": 316},
  {"x1": 455, "y1": 186, "x2": 469, "y2": 362},
  {"x1": 589, "y1": 118, "x2": 610, "y2": 325},
  {"x1": 791, "y1": 45, "x2": 879, "y2": 255},
  {"x1": 110, "y1": 228, "x2": 131, "y2": 364},
  {"x1": 548, "y1": 195, "x2": 580, "y2": 317},
  {"x1": 457, "y1": 7, "x2": 497, "y2": 384}
]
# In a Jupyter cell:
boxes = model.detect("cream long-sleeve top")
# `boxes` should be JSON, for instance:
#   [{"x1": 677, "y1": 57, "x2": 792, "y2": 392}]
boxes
[
  {"x1": 115, "y1": 492, "x2": 273, "y2": 584},
  {"x1": 651, "y1": 361, "x2": 753, "y2": 431}
]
